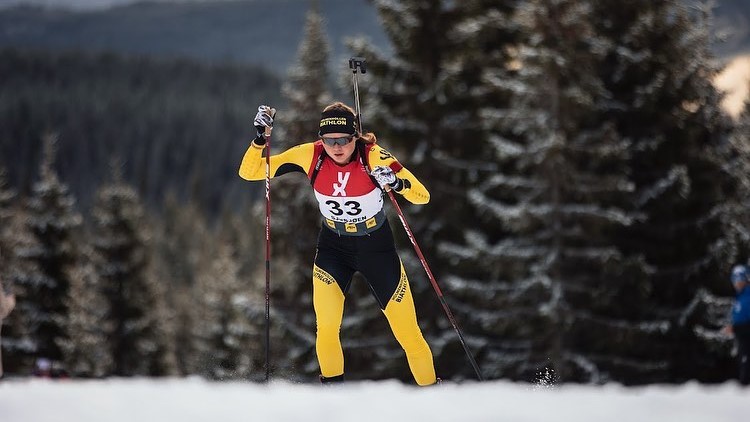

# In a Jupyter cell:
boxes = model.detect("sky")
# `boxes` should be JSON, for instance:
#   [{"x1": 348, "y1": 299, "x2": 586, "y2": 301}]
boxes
[
  {"x1": 0, "y1": 378, "x2": 747, "y2": 422},
  {"x1": 0, "y1": 0, "x2": 213, "y2": 10},
  {"x1": 716, "y1": 55, "x2": 750, "y2": 118}
]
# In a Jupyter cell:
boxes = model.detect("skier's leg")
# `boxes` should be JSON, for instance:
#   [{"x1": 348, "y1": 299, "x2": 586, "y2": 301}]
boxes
[
  {"x1": 355, "y1": 223, "x2": 436, "y2": 385},
  {"x1": 312, "y1": 262, "x2": 352, "y2": 379},
  {"x1": 735, "y1": 323, "x2": 750, "y2": 385},
  {"x1": 312, "y1": 228, "x2": 357, "y2": 380},
  {"x1": 381, "y1": 262, "x2": 436, "y2": 386}
]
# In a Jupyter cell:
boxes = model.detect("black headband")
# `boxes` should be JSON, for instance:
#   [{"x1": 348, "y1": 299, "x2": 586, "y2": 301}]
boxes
[{"x1": 319, "y1": 109, "x2": 356, "y2": 136}]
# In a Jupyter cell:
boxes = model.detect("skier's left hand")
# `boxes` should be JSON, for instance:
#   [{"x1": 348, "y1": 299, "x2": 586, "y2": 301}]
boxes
[
  {"x1": 253, "y1": 105, "x2": 275, "y2": 145},
  {"x1": 371, "y1": 166, "x2": 398, "y2": 189},
  {"x1": 254, "y1": 105, "x2": 274, "y2": 131}
]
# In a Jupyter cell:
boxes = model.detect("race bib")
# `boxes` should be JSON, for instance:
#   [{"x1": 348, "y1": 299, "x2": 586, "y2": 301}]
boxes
[{"x1": 314, "y1": 188, "x2": 383, "y2": 224}]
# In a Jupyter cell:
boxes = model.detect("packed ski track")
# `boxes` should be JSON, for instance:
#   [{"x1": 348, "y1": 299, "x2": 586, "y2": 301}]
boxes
[{"x1": 0, "y1": 377, "x2": 745, "y2": 422}]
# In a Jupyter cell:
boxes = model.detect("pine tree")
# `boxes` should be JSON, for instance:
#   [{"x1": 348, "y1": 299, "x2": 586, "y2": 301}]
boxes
[
  {"x1": 154, "y1": 193, "x2": 213, "y2": 375},
  {"x1": 591, "y1": 0, "x2": 738, "y2": 382},
  {"x1": 192, "y1": 241, "x2": 263, "y2": 380},
  {"x1": 0, "y1": 167, "x2": 15, "y2": 272},
  {"x1": 281, "y1": 0, "x2": 332, "y2": 144},
  {"x1": 4, "y1": 135, "x2": 82, "y2": 374},
  {"x1": 92, "y1": 166, "x2": 177, "y2": 376},
  {"x1": 345, "y1": 0, "x2": 464, "y2": 382},
  {"x1": 347, "y1": 1, "x2": 486, "y2": 240},
  {"x1": 0, "y1": 169, "x2": 17, "y2": 377},
  {"x1": 726, "y1": 95, "x2": 750, "y2": 255},
  {"x1": 436, "y1": 0, "x2": 657, "y2": 382},
  {"x1": 0, "y1": 202, "x2": 34, "y2": 375},
  {"x1": 718, "y1": 91, "x2": 750, "y2": 361},
  {"x1": 269, "y1": 2, "x2": 333, "y2": 380},
  {"x1": 0, "y1": 276, "x2": 14, "y2": 378},
  {"x1": 348, "y1": 0, "x2": 522, "y2": 381},
  {"x1": 59, "y1": 252, "x2": 112, "y2": 377}
]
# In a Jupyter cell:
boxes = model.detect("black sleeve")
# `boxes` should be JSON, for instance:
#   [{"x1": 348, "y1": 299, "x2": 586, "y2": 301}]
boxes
[{"x1": 274, "y1": 163, "x2": 305, "y2": 177}]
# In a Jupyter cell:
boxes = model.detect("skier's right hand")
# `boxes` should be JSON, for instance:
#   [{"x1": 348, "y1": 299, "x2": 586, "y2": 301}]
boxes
[
  {"x1": 371, "y1": 165, "x2": 397, "y2": 188},
  {"x1": 253, "y1": 105, "x2": 274, "y2": 145}
]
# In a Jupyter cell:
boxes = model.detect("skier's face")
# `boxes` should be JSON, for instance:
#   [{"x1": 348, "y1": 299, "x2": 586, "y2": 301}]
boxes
[{"x1": 322, "y1": 133, "x2": 357, "y2": 165}]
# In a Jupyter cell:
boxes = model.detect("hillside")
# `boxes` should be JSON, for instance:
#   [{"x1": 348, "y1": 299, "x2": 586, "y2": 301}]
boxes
[
  {"x1": 0, "y1": 0, "x2": 389, "y2": 71},
  {"x1": 0, "y1": 0, "x2": 747, "y2": 70},
  {"x1": 0, "y1": 48, "x2": 283, "y2": 213}
]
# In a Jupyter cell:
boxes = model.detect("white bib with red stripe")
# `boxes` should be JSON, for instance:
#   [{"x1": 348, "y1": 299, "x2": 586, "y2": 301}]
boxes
[{"x1": 312, "y1": 157, "x2": 383, "y2": 224}]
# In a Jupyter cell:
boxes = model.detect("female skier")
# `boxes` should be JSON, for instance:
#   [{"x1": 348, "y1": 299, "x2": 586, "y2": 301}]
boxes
[{"x1": 239, "y1": 102, "x2": 437, "y2": 386}]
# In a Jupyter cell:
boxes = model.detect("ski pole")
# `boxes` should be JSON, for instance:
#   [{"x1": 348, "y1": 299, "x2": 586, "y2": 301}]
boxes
[
  {"x1": 263, "y1": 107, "x2": 276, "y2": 383},
  {"x1": 349, "y1": 57, "x2": 365, "y2": 132},
  {"x1": 385, "y1": 188, "x2": 484, "y2": 381},
  {"x1": 348, "y1": 57, "x2": 484, "y2": 381}
]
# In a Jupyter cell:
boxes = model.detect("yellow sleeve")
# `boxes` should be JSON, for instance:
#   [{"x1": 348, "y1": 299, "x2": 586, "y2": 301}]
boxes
[
  {"x1": 238, "y1": 141, "x2": 315, "y2": 181},
  {"x1": 368, "y1": 144, "x2": 430, "y2": 205}
]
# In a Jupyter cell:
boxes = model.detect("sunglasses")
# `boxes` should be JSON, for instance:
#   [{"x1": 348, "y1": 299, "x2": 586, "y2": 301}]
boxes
[{"x1": 321, "y1": 135, "x2": 355, "y2": 146}]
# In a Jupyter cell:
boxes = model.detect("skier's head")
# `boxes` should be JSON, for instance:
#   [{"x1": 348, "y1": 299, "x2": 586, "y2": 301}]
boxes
[
  {"x1": 319, "y1": 102, "x2": 357, "y2": 137},
  {"x1": 319, "y1": 102, "x2": 357, "y2": 164},
  {"x1": 319, "y1": 102, "x2": 377, "y2": 164}
]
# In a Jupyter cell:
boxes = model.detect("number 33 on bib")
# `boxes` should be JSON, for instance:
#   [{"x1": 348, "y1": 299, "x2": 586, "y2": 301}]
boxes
[{"x1": 314, "y1": 170, "x2": 384, "y2": 225}]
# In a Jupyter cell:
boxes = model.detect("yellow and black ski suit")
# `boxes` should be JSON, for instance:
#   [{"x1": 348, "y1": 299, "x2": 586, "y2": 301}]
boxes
[{"x1": 239, "y1": 138, "x2": 436, "y2": 386}]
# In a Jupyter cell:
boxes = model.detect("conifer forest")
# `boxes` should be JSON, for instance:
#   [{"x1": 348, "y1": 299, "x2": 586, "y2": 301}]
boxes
[{"x1": 1, "y1": 0, "x2": 750, "y2": 386}]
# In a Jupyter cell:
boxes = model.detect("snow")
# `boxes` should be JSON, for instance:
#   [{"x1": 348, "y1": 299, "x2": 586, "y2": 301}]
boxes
[{"x1": 0, "y1": 377, "x2": 746, "y2": 422}]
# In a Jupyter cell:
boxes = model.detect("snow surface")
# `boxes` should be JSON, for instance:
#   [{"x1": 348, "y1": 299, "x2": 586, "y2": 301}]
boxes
[{"x1": 0, "y1": 377, "x2": 746, "y2": 422}]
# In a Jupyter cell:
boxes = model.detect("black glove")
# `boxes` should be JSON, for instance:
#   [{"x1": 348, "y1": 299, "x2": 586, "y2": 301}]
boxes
[{"x1": 253, "y1": 105, "x2": 274, "y2": 145}]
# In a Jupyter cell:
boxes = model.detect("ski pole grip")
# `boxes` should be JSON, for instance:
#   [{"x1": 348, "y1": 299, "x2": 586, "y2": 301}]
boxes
[
  {"x1": 349, "y1": 57, "x2": 367, "y2": 74},
  {"x1": 264, "y1": 108, "x2": 276, "y2": 137}
]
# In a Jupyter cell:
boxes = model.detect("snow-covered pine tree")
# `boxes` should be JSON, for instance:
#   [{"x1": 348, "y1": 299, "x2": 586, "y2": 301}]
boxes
[
  {"x1": 192, "y1": 240, "x2": 262, "y2": 380},
  {"x1": 92, "y1": 166, "x2": 177, "y2": 376},
  {"x1": 59, "y1": 251, "x2": 113, "y2": 377},
  {"x1": 0, "y1": 192, "x2": 34, "y2": 375},
  {"x1": 281, "y1": 0, "x2": 332, "y2": 143},
  {"x1": 268, "y1": 1, "x2": 332, "y2": 381},
  {"x1": 348, "y1": 0, "x2": 521, "y2": 381},
  {"x1": 0, "y1": 167, "x2": 15, "y2": 272},
  {"x1": 439, "y1": 0, "x2": 653, "y2": 383},
  {"x1": 591, "y1": 0, "x2": 738, "y2": 382},
  {"x1": 726, "y1": 94, "x2": 750, "y2": 257},
  {"x1": 0, "y1": 166, "x2": 18, "y2": 375},
  {"x1": 154, "y1": 193, "x2": 215, "y2": 376},
  {"x1": 713, "y1": 89, "x2": 750, "y2": 364},
  {"x1": 5, "y1": 135, "x2": 82, "y2": 374},
  {"x1": 347, "y1": 0, "x2": 489, "y2": 241}
]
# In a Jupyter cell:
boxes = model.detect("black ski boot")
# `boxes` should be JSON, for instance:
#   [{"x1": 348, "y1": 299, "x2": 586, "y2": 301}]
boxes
[{"x1": 319, "y1": 374, "x2": 344, "y2": 385}]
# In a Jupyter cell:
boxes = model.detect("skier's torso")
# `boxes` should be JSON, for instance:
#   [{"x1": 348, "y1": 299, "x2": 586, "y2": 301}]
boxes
[
  {"x1": 238, "y1": 138, "x2": 430, "y2": 236},
  {"x1": 310, "y1": 145, "x2": 386, "y2": 235},
  {"x1": 732, "y1": 265, "x2": 750, "y2": 325}
]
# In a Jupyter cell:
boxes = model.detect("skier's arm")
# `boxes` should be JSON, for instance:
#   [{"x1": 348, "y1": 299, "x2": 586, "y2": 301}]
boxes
[
  {"x1": 369, "y1": 144, "x2": 430, "y2": 205},
  {"x1": 238, "y1": 141, "x2": 315, "y2": 181}
]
